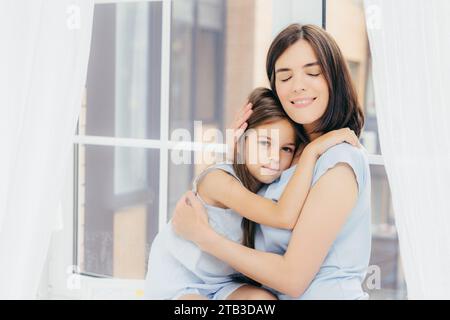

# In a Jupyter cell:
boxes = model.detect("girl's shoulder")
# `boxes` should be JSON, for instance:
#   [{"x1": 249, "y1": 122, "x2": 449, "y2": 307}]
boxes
[
  {"x1": 193, "y1": 162, "x2": 243, "y2": 208},
  {"x1": 193, "y1": 162, "x2": 240, "y2": 189}
]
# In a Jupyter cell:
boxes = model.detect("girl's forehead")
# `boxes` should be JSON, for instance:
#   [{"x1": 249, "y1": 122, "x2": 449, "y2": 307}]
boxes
[{"x1": 251, "y1": 121, "x2": 295, "y2": 136}]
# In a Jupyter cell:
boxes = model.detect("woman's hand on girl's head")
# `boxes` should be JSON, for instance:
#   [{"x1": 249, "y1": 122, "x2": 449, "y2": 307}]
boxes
[
  {"x1": 305, "y1": 128, "x2": 361, "y2": 159},
  {"x1": 226, "y1": 102, "x2": 253, "y2": 161},
  {"x1": 232, "y1": 101, "x2": 253, "y2": 137},
  {"x1": 172, "y1": 191, "x2": 213, "y2": 245}
]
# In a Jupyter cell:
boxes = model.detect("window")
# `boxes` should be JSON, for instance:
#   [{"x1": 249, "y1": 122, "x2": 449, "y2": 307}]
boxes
[
  {"x1": 76, "y1": 1, "x2": 163, "y2": 279},
  {"x1": 326, "y1": 0, "x2": 406, "y2": 299},
  {"x1": 47, "y1": 0, "x2": 404, "y2": 300}
]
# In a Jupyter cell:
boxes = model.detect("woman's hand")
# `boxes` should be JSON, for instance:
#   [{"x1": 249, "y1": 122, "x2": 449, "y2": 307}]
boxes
[
  {"x1": 226, "y1": 102, "x2": 253, "y2": 161},
  {"x1": 305, "y1": 128, "x2": 361, "y2": 159},
  {"x1": 172, "y1": 191, "x2": 213, "y2": 245}
]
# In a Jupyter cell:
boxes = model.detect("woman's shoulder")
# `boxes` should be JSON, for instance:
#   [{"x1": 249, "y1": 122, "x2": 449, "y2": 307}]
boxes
[
  {"x1": 320, "y1": 142, "x2": 368, "y2": 164},
  {"x1": 312, "y1": 143, "x2": 369, "y2": 191}
]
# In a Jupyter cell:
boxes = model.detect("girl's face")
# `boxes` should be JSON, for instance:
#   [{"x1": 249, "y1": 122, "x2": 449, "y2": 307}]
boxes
[
  {"x1": 244, "y1": 119, "x2": 297, "y2": 184},
  {"x1": 274, "y1": 39, "x2": 329, "y2": 133}
]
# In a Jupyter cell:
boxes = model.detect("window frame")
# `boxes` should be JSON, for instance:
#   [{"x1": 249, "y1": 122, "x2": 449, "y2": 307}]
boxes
[
  {"x1": 45, "y1": 0, "x2": 388, "y2": 300},
  {"x1": 45, "y1": 0, "x2": 171, "y2": 299}
]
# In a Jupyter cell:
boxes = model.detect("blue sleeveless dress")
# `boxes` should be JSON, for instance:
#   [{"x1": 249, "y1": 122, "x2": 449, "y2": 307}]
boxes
[
  {"x1": 255, "y1": 143, "x2": 372, "y2": 299},
  {"x1": 144, "y1": 163, "x2": 246, "y2": 299}
]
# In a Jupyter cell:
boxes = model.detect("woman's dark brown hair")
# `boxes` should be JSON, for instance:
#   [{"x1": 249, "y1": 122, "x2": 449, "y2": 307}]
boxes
[
  {"x1": 232, "y1": 87, "x2": 300, "y2": 249},
  {"x1": 266, "y1": 23, "x2": 364, "y2": 142}
]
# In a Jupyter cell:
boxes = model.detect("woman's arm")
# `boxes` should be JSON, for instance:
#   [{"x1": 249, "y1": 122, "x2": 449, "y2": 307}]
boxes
[
  {"x1": 199, "y1": 128, "x2": 360, "y2": 229},
  {"x1": 173, "y1": 162, "x2": 359, "y2": 297}
]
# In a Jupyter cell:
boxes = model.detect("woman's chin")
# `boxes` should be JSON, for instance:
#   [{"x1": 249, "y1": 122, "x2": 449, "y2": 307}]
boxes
[{"x1": 286, "y1": 112, "x2": 316, "y2": 126}]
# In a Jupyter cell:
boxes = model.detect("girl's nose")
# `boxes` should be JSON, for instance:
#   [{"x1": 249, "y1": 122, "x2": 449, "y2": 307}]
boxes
[{"x1": 268, "y1": 155, "x2": 280, "y2": 169}]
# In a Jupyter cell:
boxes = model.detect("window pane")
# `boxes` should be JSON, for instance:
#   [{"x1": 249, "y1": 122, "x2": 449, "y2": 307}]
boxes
[
  {"x1": 170, "y1": 0, "x2": 225, "y2": 135},
  {"x1": 76, "y1": 145, "x2": 159, "y2": 279},
  {"x1": 83, "y1": 2, "x2": 162, "y2": 140},
  {"x1": 326, "y1": 0, "x2": 380, "y2": 154},
  {"x1": 326, "y1": 0, "x2": 405, "y2": 299},
  {"x1": 365, "y1": 165, "x2": 407, "y2": 299}
]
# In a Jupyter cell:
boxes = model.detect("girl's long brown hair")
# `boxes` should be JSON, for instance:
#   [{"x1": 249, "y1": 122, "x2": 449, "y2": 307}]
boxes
[{"x1": 232, "y1": 87, "x2": 300, "y2": 249}]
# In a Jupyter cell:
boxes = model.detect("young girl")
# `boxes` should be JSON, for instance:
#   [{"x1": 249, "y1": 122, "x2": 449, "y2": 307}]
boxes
[{"x1": 144, "y1": 87, "x2": 359, "y2": 300}]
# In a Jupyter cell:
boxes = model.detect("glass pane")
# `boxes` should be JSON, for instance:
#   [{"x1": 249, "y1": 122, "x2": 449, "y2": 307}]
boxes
[
  {"x1": 326, "y1": 0, "x2": 405, "y2": 299},
  {"x1": 83, "y1": 2, "x2": 162, "y2": 140},
  {"x1": 76, "y1": 145, "x2": 160, "y2": 279},
  {"x1": 169, "y1": 0, "x2": 225, "y2": 135},
  {"x1": 168, "y1": 0, "x2": 227, "y2": 220},
  {"x1": 326, "y1": 0, "x2": 380, "y2": 154},
  {"x1": 365, "y1": 165, "x2": 407, "y2": 299}
]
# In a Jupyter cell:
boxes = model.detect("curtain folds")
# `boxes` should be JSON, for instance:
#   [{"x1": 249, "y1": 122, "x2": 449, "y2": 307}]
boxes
[
  {"x1": 0, "y1": 0, "x2": 94, "y2": 299},
  {"x1": 364, "y1": 0, "x2": 450, "y2": 299}
]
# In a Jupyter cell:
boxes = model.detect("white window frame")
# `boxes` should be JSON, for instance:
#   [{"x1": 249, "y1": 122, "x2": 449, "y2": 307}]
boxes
[
  {"x1": 43, "y1": 0, "x2": 387, "y2": 300},
  {"x1": 45, "y1": 0, "x2": 171, "y2": 300}
]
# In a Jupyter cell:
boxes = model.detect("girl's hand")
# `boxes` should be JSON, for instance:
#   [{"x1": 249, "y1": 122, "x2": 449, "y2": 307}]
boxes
[
  {"x1": 226, "y1": 102, "x2": 253, "y2": 161},
  {"x1": 305, "y1": 128, "x2": 361, "y2": 159},
  {"x1": 172, "y1": 191, "x2": 213, "y2": 245}
]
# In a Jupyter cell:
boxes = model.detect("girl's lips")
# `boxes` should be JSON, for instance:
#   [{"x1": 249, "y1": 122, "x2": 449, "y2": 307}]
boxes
[
  {"x1": 291, "y1": 97, "x2": 316, "y2": 108},
  {"x1": 260, "y1": 166, "x2": 280, "y2": 176}
]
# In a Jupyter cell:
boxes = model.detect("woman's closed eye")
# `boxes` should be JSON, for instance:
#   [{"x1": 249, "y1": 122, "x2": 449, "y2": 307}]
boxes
[
  {"x1": 280, "y1": 72, "x2": 320, "y2": 81},
  {"x1": 305, "y1": 68, "x2": 322, "y2": 77}
]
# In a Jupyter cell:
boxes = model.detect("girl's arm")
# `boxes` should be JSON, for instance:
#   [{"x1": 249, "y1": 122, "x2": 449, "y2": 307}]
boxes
[
  {"x1": 197, "y1": 147, "x2": 315, "y2": 229},
  {"x1": 173, "y1": 162, "x2": 359, "y2": 297},
  {"x1": 198, "y1": 128, "x2": 360, "y2": 229}
]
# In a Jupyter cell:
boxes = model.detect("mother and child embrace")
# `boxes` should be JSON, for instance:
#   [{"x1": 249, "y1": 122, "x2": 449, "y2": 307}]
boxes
[{"x1": 145, "y1": 23, "x2": 372, "y2": 300}]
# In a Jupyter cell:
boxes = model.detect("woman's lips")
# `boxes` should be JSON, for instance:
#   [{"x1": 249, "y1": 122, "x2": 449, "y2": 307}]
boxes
[{"x1": 291, "y1": 97, "x2": 316, "y2": 108}]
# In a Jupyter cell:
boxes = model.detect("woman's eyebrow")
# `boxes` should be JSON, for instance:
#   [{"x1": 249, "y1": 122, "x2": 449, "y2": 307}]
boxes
[
  {"x1": 303, "y1": 61, "x2": 320, "y2": 68},
  {"x1": 275, "y1": 68, "x2": 291, "y2": 74},
  {"x1": 275, "y1": 61, "x2": 319, "y2": 73}
]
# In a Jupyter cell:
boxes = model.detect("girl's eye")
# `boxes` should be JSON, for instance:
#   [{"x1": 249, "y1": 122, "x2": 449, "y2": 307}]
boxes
[
  {"x1": 282, "y1": 147, "x2": 294, "y2": 153},
  {"x1": 280, "y1": 76, "x2": 292, "y2": 82},
  {"x1": 259, "y1": 140, "x2": 270, "y2": 146},
  {"x1": 307, "y1": 73, "x2": 320, "y2": 77}
]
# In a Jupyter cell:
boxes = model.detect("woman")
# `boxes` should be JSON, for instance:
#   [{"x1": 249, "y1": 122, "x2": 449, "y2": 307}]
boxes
[{"x1": 172, "y1": 23, "x2": 371, "y2": 300}]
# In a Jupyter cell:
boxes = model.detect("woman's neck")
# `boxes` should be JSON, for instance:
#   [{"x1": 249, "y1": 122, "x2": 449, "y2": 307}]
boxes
[
  {"x1": 303, "y1": 122, "x2": 322, "y2": 141},
  {"x1": 308, "y1": 131, "x2": 322, "y2": 141}
]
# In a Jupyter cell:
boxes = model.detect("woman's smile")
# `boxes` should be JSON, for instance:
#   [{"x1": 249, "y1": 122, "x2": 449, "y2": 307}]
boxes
[{"x1": 290, "y1": 96, "x2": 317, "y2": 108}]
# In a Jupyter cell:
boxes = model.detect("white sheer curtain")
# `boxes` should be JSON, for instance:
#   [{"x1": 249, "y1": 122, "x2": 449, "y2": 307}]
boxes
[
  {"x1": 0, "y1": 0, "x2": 94, "y2": 299},
  {"x1": 364, "y1": 0, "x2": 450, "y2": 299}
]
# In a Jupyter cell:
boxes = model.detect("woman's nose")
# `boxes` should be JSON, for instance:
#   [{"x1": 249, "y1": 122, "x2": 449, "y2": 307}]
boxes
[{"x1": 292, "y1": 75, "x2": 307, "y2": 94}]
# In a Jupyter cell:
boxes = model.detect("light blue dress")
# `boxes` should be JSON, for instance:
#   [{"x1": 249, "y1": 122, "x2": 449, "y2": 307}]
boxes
[
  {"x1": 255, "y1": 143, "x2": 372, "y2": 300},
  {"x1": 144, "y1": 163, "x2": 246, "y2": 300}
]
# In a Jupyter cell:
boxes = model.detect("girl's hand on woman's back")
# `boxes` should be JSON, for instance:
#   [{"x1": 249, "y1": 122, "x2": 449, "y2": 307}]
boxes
[{"x1": 305, "y1": 128, "x2": 361, "y2": 160}]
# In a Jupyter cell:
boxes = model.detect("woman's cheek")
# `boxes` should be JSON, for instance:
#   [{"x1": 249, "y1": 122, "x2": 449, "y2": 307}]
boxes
[{"x1": 276, "y1": 83, "x2": 289, "y2": 102}]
